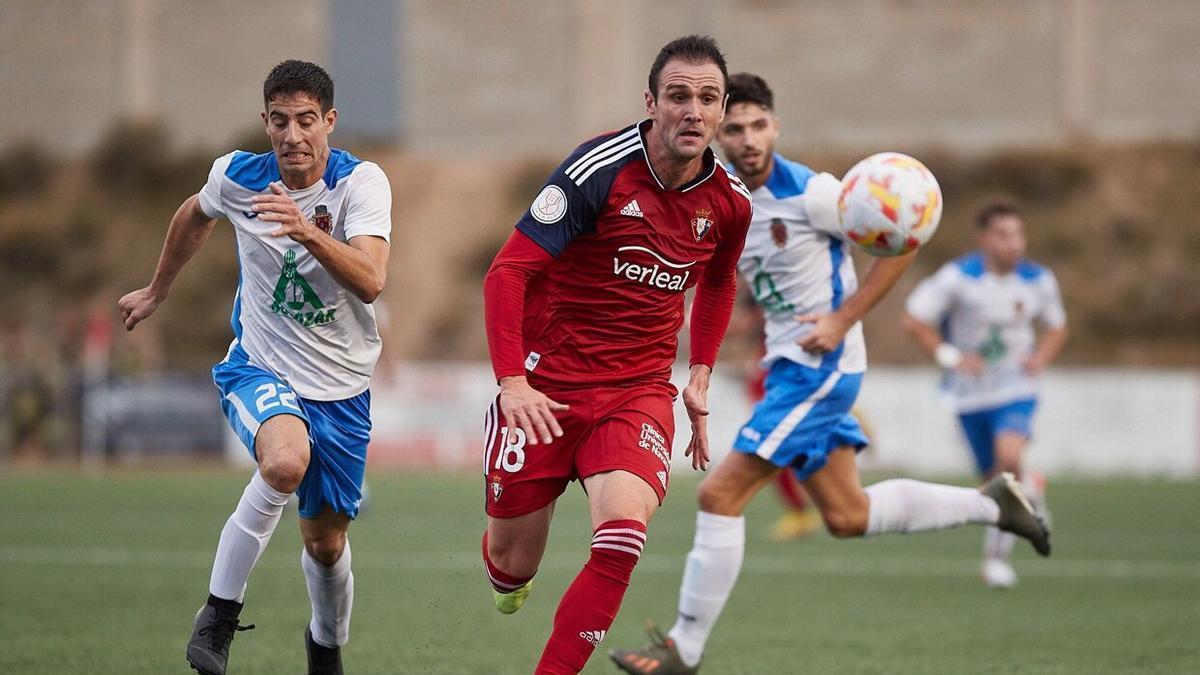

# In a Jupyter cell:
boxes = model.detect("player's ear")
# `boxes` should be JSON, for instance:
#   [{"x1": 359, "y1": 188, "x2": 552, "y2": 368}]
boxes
[
  {"x1": 644, "y1": 88, "x2": 656, "y2": 116},
  {"x1": 324, "y1": 107, "x2": 338, "y2": 133}
]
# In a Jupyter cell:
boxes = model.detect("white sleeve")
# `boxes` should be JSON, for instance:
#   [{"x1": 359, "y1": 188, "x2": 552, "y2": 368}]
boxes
[
  {"x1": 1036, "y1": 269, "x2": 1067, "y2": 328},
  {"x1": 197, "y1": 152, "x2": 235, "y2": 219},
  {"x1": 905, "y1": 264, "x2": 958, "y2": 325},
  {"x1": 803, "y1": 172, "x2": 845, "y2": 239},
  {"x1": 343, "y1": 162, "x2": 392, "y2": 243}
]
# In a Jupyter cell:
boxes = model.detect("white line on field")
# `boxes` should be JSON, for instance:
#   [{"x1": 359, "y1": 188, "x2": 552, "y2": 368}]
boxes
[{"x1": 2, "y1": 545, "x2": 1198, "y2": 581}]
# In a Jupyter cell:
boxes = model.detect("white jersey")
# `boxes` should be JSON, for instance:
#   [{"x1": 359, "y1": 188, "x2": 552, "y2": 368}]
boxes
[
  {"x1": 905, "y1": 253, "x2": 1066, "y2": 413},
  {"x1": 736, "y1": 155, "x2": 866, "y2": 373},
  {"x1": 198, "y1": 149, "x2": 392, "y2": 400}
]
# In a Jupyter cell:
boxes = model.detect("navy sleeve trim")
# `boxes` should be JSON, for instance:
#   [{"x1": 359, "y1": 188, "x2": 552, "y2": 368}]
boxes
[{"x1": 512, "y1": 125, "x2": 637, "y2": 257}]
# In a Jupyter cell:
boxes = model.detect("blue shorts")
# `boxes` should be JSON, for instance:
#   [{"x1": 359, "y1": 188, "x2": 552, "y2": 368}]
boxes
[
  {"x1": 957, "y1": 399, "x2": 1037, "y2": 475},
  {"x1": 213, "y1": 347, "x2": 371, "y2": 519},
  {"x1": 732, "y1": 360, "x2": 868, "y2": 481}
]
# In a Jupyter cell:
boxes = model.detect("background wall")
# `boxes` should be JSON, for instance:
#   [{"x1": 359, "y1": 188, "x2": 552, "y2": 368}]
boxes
[
  {"x1": 330, "y1": 364, "x2": 1200, "y2": 478},
  {"x1": 3, "y1": 0, "x2": 1199, "y2": 156}
]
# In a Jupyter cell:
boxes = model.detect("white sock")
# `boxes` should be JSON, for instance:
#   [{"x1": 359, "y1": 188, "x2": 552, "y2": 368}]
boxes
[
  {"x1": 668, "y1": 512, "x2": 745, "y2": 668},
  {"x1": 208, "y1": 471, "x2": 291, "y2": 602},
  {"x1": 303, "y1": 541, "x2": 354, "y2": 648},
  {"x1": 864, "y1": 479, "x2": 999, "y2": 535},
  {"x1": 983, "y1": 526, "x2": 1016, "y2": 560}
]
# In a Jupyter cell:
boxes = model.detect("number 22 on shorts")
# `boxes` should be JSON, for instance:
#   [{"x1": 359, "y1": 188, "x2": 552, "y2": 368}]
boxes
[{"x1": 254, "y1": 382, "x2": 299, "y2": 414}]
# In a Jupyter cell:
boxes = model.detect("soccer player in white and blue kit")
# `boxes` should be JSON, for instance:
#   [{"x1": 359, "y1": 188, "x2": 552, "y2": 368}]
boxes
[
  {"x1": 612, "y1": 74, "x2": 1050, "y2": 675},
  {"x1": 118, "y1": 61, "x2": 391, "y2": 675},
  {"x1": 903, "y1": 202, "x2": 1068, "y2": 588}
]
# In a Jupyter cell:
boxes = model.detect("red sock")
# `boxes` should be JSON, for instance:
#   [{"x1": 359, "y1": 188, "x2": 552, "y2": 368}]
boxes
[
  {"x1": 535, "y1": 519, "x2": 646, "y2": 675},
  {"x1": 774, "y1": 471, "x2": 810, "y2": 511},
  {"x1": 481, "y1": 530, "x2": 533, "y2": 593}
]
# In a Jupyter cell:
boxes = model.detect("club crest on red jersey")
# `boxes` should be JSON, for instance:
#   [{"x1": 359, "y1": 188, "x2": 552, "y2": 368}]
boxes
[
  {"x1": 691, "y1": 208, "x2": 714, "y2": 241},
  {"x1": 770, "y1": 218, "x2": 788, "y2": 248},
  {"x1": 312, "y1": 205, "x2": 333, "y2": 234}
]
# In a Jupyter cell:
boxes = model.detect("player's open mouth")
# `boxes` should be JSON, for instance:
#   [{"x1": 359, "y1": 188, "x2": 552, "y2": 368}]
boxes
[
  {"x1": 678, "y1": 130, "x2": 704, "y2": 141},
  {"x1": 283, "y1": 152, "x2": 310, "y2": 161}
]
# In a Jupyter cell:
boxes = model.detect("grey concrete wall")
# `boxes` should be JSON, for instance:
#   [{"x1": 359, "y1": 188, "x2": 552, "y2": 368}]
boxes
[
  {"x1": 2, "y1": 0, "x2": 1198, "y2": 156},
  {"x1": 0, "y1": 0, "x2": 325, "y2": 154}
]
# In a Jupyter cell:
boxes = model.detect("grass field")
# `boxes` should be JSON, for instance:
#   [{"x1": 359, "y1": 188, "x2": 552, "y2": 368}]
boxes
[{"x1": 1, "y1": 470, "x2": 1198, "y2": 674}]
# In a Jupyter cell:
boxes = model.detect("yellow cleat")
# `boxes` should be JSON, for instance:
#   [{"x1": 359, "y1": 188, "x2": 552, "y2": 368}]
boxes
[
  {"x1": 493, "y1": 581, "x2": 533, "y2": 615},
  {"x1": 770, "y1": 508, "x2": 822, "y2": 542}
]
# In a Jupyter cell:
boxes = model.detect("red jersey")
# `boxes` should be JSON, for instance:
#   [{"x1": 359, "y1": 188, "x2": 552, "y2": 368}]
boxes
[{"x1": 484, "y1": 120, "x2": 753, "y2": 388}]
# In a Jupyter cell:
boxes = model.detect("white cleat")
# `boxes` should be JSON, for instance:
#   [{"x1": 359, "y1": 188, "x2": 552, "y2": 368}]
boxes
[{"x1": 982, "y1": 558, "x2": 1018, "y2": 589}]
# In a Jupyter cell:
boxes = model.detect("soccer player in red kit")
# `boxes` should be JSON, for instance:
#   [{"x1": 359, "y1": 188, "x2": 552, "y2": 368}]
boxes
[{"x1": 480, "y1": 35, "x2": 752, "y2": 674}]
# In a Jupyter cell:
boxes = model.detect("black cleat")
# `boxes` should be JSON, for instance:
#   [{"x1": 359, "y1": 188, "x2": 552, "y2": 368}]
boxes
[
  {"x1": 305, "y1": 626, "x2": 344, "y2": 675},
  {"x1": 986, "y1": 472, "x2": 1052, "y2": 557},
  {"x1": 186, "y1": 595, "x2": 254, "y2": 675},
  {"x1": 610, "y1": 621, "x2": 700, "y2": 674}
]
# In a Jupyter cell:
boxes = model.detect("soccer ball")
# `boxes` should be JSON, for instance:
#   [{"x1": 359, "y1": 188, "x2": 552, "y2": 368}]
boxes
[{"x1": 838, "y1": 152, "x2": 942, "y2": 257}]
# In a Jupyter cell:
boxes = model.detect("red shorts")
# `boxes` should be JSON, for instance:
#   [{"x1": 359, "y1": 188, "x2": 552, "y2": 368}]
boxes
[{"x1": 482, "y1": 383, "x2": 676, "y2": 518}]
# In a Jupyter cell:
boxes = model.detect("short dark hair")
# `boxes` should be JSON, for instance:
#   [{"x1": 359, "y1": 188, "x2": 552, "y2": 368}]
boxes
[
  {"x1": 728, "y1": 72, "x2": 773, "y2": 110},
  {"x1": 263, "y1": 60, "x2": 334, "y2": 112},
  {"x1": 976, "y1": 201, "x2": 1024, "y2": 230},
  {"x1": 648, "y1": 35, "x2": 729, "y2": 98}
]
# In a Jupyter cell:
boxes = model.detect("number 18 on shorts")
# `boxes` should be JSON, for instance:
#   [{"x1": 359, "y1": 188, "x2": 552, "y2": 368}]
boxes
[{"x1": 480, "y1": 385, "x2": 677, "y2": 518}]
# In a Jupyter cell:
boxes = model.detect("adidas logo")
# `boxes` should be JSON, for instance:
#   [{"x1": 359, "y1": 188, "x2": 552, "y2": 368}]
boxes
[
  {"x1": 579, "y1": 629, "x2": 607, "y2": 646},
  {"x1": 656, "y1": 470, "x2": 668, "y2": 489},
  {"x1": 620, "y1": 199, "x2": 644, "y2": 218}
]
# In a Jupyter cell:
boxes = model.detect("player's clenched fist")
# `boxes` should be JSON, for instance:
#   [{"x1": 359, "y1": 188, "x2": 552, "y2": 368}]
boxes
[
  {"x1": 795, "y1": 312, "x2": 851, "y2": 356},
  {"x1": 254, "y1": 183, "x2": 319, "y2": 243},
  {"x1": 118, "y1": 286, "x2": 164, "y2": 331},
  {"x1": 498, "y1": 375, "x2": 568, "y2": 446}
]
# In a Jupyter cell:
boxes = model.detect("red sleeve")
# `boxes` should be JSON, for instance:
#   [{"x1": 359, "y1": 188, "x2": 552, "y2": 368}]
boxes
[
  {"x1": 483, "y1": 229, "x2": 555, "y2": 381},
  {"x1": 689, "y1": 203, "x2": 751, "y2": 368}
]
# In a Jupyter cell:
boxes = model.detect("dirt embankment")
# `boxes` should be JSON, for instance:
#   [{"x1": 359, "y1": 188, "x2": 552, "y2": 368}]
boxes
[{"x1": 2, "y1": 132, "x2": 1198, "y2": 370}]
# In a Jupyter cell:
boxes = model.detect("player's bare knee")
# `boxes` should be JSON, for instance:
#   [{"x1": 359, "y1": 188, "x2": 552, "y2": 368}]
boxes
[
  {"x1": 488, "y1": 536, "x2": 539, "y2": 577},
  {"x1": 697, "y1": 471, "x2": 755, "y2": 516},
  {"x1": 697, "y1": 478, "x2": 735, "y2": 515},
  {"x1": 258, "y1": 455, "x2": 306, "y2": 493},
  {"x1": 304, "y1": 532, "x2": 347, "y2": 566},
  {"x1": 822, "y1": 504, "x2": 869, "y2": 538}
]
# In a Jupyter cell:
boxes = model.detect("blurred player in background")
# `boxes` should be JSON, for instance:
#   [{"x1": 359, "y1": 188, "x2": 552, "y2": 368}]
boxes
[
  {"x1": 480, "y1": 36, "x2": 752, "y2": 674},
  {"x1": 118, "y1": 60, "x2": 391, "y2": 675},
  {"x1": 903, "y1": 202, "x2": 1068, "y2": 588},
  {"x1": 611, "y1": 74, "x2": 1051, "y2": 675}
]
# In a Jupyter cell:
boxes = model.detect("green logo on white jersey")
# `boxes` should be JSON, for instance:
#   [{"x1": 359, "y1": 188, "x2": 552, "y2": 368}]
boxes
[
  {"x1": 270, "y1": 250, "x2": 336, "y2": 327},
  {"x1": 978, "y1": 324, "x2": 1006, "y2": 363}
]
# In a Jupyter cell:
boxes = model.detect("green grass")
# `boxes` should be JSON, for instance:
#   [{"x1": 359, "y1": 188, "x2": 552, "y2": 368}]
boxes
[{"x1": 1, "y1": 471, "x2": 1198, "y2": 674}]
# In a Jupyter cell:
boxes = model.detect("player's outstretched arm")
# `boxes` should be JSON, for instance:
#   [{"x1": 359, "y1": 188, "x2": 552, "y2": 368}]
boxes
[
  {"x1": 118, "y1": 194, "x2": 216, "y2": 331},
  {"x1": 681, "y1": 364, "x2": 712, "y2": 471},
  {"x1": 254, "y1": 183, "x2": 389, "y2": 303},
  {"x1": 796, "y1": 250, "x2": 917, "y2": 355}
]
